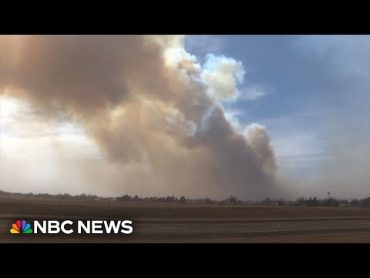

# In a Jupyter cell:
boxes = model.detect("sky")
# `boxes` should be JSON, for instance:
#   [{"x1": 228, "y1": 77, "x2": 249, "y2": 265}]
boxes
[
  {"x1": 186, "y1": 35, "x2": 370, "y2": 198},
  {"x1": 0, "y1": 35, "x2": 369, "y2": 200}
]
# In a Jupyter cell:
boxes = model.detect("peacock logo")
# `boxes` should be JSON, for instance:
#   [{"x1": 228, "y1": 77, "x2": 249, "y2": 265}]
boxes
[{"x1": 10, "y1": 220, "x2": 33, "y2": 234}]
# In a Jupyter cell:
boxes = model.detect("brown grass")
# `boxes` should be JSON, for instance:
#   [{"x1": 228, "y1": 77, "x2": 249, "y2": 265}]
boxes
[{"x1": 1, "y1": 198, "x2": 370, "y2": 219}]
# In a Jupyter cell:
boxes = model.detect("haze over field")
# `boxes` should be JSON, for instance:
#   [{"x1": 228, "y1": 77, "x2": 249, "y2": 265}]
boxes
[{"x1": 0, "y1": 35, "x2": 369, "y2": 200}]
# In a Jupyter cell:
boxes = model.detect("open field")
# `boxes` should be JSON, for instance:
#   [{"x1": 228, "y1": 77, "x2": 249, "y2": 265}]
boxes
[{"x1": 1, "y1": 198, "x2": 370, "y2": 242}]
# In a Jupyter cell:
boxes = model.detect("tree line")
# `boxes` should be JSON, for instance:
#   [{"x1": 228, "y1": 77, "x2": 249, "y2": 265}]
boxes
[{"x1": 2, "y1": 190, "x2": 370, "y2": 207}]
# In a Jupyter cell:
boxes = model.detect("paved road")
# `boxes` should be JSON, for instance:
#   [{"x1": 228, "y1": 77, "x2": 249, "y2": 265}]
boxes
[{"x1": 2, "y1": 215, "x2": 370, "y2": 242}]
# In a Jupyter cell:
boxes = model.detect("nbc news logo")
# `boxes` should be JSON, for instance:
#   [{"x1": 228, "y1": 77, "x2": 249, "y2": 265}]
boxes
[
  {"x1": 10, "y1": 220, "x2": 33, "y2": 234},
  {"x1": 10, "y1": 219, "x2": 133, "y2": 235}
]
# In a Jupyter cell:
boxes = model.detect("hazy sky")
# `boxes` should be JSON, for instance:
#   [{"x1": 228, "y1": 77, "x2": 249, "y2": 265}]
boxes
[{"x1": 1, "y1": 35, "x2": 369, "y2": 199}]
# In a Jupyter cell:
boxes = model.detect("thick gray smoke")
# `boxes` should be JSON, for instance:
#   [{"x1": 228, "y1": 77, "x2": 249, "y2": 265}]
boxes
[{"x1": 0, "y1": 35, "x2": 277, "y2": 199}]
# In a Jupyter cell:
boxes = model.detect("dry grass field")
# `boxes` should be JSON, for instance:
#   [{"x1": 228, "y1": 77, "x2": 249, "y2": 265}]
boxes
[{"x1": 1, "y1": 198, "x2": 370, "y2": 242}]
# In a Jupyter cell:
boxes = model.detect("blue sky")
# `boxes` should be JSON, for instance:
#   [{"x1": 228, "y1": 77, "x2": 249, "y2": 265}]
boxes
[{"x1": 186, "y1": 35, "x2": 370, "y2": 192}]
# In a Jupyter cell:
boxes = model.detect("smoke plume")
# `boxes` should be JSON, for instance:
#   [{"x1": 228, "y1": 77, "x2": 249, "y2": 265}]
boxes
[{"x1": 0, "y1": 35, "x2": 277, "y2": 199}]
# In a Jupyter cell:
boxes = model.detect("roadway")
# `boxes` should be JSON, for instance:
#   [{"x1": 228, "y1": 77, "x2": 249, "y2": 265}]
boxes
[{"x1": 1, "y1": 215, "x2": 370, "y2": 242}]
